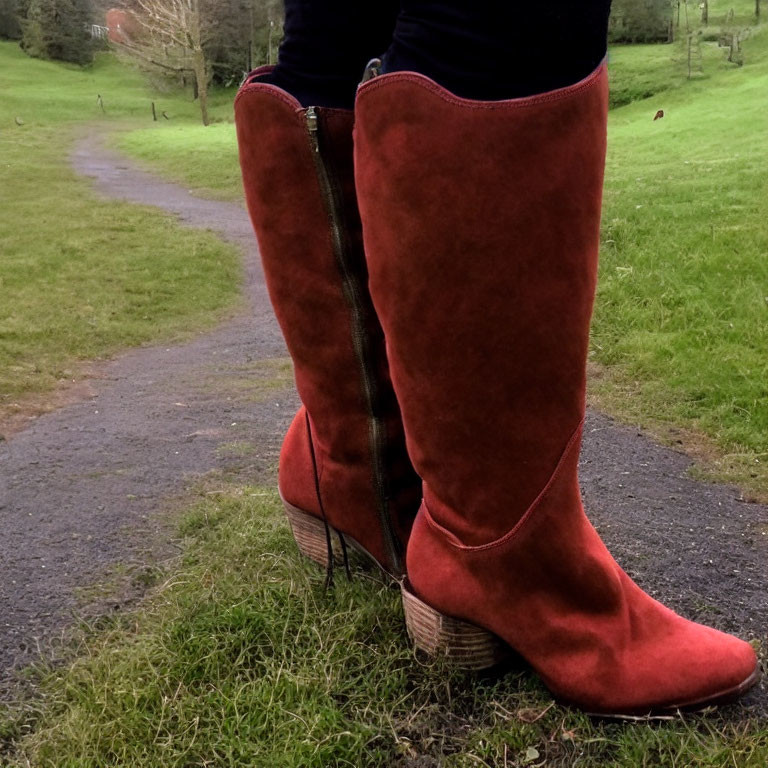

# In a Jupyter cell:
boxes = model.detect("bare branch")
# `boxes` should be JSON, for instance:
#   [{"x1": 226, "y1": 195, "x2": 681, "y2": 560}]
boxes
[{"x1": 118, "y1": 0, "x2": 213, "y2": 125}]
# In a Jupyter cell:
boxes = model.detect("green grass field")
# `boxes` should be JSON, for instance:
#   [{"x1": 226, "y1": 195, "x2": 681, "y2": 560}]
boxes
[
  {"x1": 0, "y1": 42, "x2": 235, "y2": 124},
  {"x1": 119, "y1": 120, "x2": 243, "y2": 201},
  {"x1": 0, "y1": 43, "x2": 241, "y2": 423},
  {"x1": 593, "y1": 27, "x2": 768, "y2": 495},
  {"x1": 3, "y1": 487, "x2": 767, "y2": 767}
]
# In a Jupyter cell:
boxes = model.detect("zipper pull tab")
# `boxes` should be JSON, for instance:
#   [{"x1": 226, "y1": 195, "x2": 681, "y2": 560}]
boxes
[
  {"x1": 306, "y1": 106, "x2": 319, "y2": 134},
  {"x1": 361, "y1": 58, "x2": 383, "y2": 83},
  {"x1": 306, "y1": 106, "x2": 321, "y2": 152}
]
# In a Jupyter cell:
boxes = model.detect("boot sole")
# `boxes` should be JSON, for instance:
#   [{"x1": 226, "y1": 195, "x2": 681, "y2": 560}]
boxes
[
  {"x1": 401, "y1": 580, "x2": 760, "y2": 717},
  {"x1": 281, "y1": 494, "x2": 398, "y2": 583}
]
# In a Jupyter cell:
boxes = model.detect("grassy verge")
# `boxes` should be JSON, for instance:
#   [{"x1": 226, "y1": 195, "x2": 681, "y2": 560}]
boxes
[
  {"x1": 607, "y1": 43, "x2": 682, "y2": 108},
  {"x1": 607, "y1": 0, "x2": 764, "y2": 108},
  {"x1": 116, "y1": 42, "x2": 706, "y2": 195},
  {"x1": 2, "y1": 486, "x2": 766, "y2": 767},
  {"x1": 117, "y1": 121, "x2": 242, "y2": 202},
  {"x1": 0, "y1": 43, "x2": 242, "y2": 424},
  {"x1": 113, "y1": 47, "x2": 698, "y2": 196}
]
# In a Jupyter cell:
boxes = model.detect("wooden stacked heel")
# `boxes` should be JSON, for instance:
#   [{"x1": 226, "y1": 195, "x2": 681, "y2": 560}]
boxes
[
  {"x1": 283, "y1": 499, "x2": 510, "y2": 669},
  {"x1": 282, "y1": 495, "x2": 399, "y2": 582},
  {"x1": 402, "y1": 582, "x2": 511, "y2": 670},
  {"x1": 282, "y1": 499, "x2": 341, "y2": 568}
]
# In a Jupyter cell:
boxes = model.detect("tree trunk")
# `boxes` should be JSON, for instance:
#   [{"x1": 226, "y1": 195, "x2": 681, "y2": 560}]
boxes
[{"x1": 193, "y1": 51, "x2": 209, "y2": 126}]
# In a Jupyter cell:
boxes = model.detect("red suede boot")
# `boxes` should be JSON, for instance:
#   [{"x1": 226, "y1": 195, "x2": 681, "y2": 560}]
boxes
[
  {"x1": 235, "y1": 68, "x2": 420, "y2": 578},
  {"x1": 354, "y1": 63, "x2": 758, "y2": 714}
]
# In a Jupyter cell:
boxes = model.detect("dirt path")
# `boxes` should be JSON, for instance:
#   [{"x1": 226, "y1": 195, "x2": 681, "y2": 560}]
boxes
[
  {"x1": 1, "y1": 129, "x2": 766, "y2": 710},
  {"x1": 0, "y1": 130, "x2": 299, "y2": 694}
]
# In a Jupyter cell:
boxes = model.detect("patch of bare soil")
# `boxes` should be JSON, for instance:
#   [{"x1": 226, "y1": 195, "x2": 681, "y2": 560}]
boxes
[{"x1": 0, "y1": 363, "x2": 102, "y2": 441}]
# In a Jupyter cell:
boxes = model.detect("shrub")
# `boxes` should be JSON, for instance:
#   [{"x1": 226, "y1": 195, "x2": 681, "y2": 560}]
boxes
[
  {"x1": 609, "y1": 0, "x2": 674, "y2": 43},
  {"x1": 21, "y1": 0, "x2": 95, "y2": 65}
]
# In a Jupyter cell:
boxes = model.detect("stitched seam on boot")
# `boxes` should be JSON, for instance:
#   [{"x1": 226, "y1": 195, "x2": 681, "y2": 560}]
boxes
[
  {"x1": 422, "y1": 417, "x2": 585, "y2": 552},
  {"x1": 241, "y1": 63, "x2": 275, "y2": 83},
  {"x1": 355, "y1": 62, "x2": 606, "y2": 111},
  {"x1": 235, "y1": 82, "x2": 355, "y2": 122},
  {"x1": 234, "y1": 82, "x2": 307, "y2": 114}
]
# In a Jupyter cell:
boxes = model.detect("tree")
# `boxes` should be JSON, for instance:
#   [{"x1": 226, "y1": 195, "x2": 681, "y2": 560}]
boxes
[
  {"x1": 0, "y1": 0, "x2": 24, "y2": 39},
  {"x1": 119, "y1": 0, "x2": 213, "y2": 125},
  {"x1": 207, "y1": 0, "x2": 283, "y2": 85},
  {"x1": 204, "y1": 0, "x2": 250, "y2": 85},
  {"x1": 247, "y1": 0, "x2": 281, "y2": 69},
  {"x1": 608, "y1": 0, "x2": 674, "y2": 43},
  {"x1": 118, "y1": 0, "x2": 282, "y2": 123},
  {"x1": 22, "y1": 0, "x2": 95, "y2": 64}
]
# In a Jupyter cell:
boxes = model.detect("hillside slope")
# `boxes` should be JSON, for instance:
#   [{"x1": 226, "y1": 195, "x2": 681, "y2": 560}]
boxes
[{"x1": 594, "y1": 28, "x2": 768, "y2": 492}]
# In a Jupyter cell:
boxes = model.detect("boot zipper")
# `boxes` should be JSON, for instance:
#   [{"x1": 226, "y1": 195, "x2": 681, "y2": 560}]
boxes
[{"x1": 305, "y1": 107, "x2": 401, "y2": 573}]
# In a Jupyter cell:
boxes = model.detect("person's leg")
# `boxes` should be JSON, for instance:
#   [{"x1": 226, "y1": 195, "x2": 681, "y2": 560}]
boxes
[
  {"x1": 382, "y1": 0, "x2": 610, "y2": 99},
  {"x1": 265, "y1": 0, "x2": 399, "y2": 108},
  {"x1": 354, "y1": 3, "x2": 758, "y2": 713},
  {"x1": 234, "y1": 1, "x2": 420, "y2": 578}
]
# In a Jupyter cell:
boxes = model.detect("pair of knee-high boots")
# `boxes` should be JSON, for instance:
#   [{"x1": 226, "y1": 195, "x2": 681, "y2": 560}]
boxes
[{"x1": 234, "y1": 63, "x2": 757, "y2": 716}]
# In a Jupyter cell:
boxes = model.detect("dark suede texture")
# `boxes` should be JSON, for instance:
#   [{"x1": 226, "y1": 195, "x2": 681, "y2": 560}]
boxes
[
  {"x1": 354, "y1": 65, "x2": 757, "y2": 712},
  {"x1": 235, "y1": 71, "x2": 420, "y2": 574}
]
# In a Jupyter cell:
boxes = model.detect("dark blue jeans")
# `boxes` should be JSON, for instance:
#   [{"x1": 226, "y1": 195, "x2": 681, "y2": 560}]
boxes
[{"x1": 269, "y1": 1, "x2": 612, "y2": 108}]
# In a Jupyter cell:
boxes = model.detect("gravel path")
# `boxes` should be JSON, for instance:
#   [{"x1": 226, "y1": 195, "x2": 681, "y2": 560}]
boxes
[
  {"x1": 0, "y1": 130, "x2": 298, "y2": 694},
  {"x1": 0, "y1": 129, "x2": 765, "y2": 710}
]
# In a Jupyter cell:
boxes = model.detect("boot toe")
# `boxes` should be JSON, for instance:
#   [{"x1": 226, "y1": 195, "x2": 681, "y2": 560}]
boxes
[
  {"x1": 578, "y1": 622, "x2": 759, "y2": 716},
  {"x1": 661, "y1": 626, "x2": 758, "y2": 712}
]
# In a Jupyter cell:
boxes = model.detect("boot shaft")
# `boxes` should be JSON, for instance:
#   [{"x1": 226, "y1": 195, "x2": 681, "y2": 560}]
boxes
[
  {"x1": 354, "y1": 66, "x2": 608, "y2": 545},
  {"x1": 235, "y1": 71, "x2": 420, "y2": 574}
]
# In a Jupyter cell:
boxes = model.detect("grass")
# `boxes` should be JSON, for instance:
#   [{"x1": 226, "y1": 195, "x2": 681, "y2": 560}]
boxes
[
  {"x1": 118, "y1": 121, "x2": 243, "y2": 202},
  {"x1": 1, "y1": 41, "x2": 234, "y2": 125},
  {"x1": 705, "y1": 0, "x2": 763, "y2": 30},
  {"x1": 2, "y1": 486, "x2": 767, "y2": 767},
  {"x1": 0, "y1": 42, "x2": 242, "y2": 423},
  {"x1": 114, "y1": 41, "x2": 732, "y2": 199},
  {"x1": 114, "y1": 43, "x2": 714, "y2": 192},
  {"x1": 607, "y1": 44, "x2": 683, "y2": 108},
  {"x1": 605, "y1": 38, "x2": 736, "y2": 108},
  {"x1": 112, "y1": 0, "x2": 765, "y2": 198},
  {"x1": 607, "y1": 0, "x2": 762, "y2": 106},
  {"x1": 591, "y1": 26, "x2": 768, "y2": 497}
]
